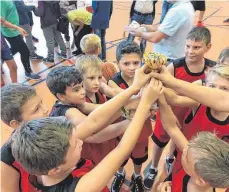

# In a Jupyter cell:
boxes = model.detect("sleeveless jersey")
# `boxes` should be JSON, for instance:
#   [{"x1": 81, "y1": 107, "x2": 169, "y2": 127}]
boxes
[
  {"x1": 29, "y1": 159, "x2": 109, "y2": 192},
  {"x1": 111, "y1": 72, "x2": 152, "y2": 142}
]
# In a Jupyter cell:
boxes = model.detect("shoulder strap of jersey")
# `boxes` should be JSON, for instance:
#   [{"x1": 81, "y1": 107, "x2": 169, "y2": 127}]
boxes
[
  {"x1": 110, "y1": 72, "x2": 129, "y2": 89},
  {"x1": 71, "y1": 159, "x2": 94, "y2": 178}
]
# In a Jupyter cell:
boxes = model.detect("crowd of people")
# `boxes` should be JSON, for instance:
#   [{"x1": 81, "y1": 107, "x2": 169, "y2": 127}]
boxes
[{"x1": 1, "y1": 0, "x2": 229, "y2": 192}]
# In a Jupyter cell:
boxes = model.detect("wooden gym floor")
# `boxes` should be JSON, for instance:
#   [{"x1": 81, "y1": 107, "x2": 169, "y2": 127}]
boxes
[{"x1": 1, "y1": 1, "x2": 229, "y2": 191}]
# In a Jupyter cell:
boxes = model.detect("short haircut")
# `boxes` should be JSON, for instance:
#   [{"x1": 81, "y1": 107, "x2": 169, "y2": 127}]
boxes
[
  {"x1": 80, "y1": 34, "x2": 101, "y2": 54},
  {"x1": 218, "y1": 47, "x2": 229, "y2": 64},
  {"x1": 75, "y1": 55, "x2": 103, "y2": 75},
  {"x1": 186, "y1": 27, "x2": 211, "y2": 45},
  {"x1": 189, "y1": 132, "x2": 229, "y2": 188},
  {"x1": 116, "y1": 40, "x2": 142, "y2": 62},
  {"x1": 11, "y1": 117, "x2": 74, "y2": 175},
  {"x1": 206, "y1": 64, "x2": 229, "y2": 82},
  {"x1": 46, "y1": 66, "x2": 82, "y2": 97},
  {"x1": 1, "y1": 84, "x2": 36, "y2": 125}
]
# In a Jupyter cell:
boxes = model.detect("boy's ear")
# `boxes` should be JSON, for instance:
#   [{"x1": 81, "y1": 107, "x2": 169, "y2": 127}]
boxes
[
  {"x1": 48, "y1": 167, "x2": 62, "y2": 176},
  {"x1": 206, "y1": 43, "x2": 212, "y2": 51},
  {"x1": 56, "y1": 93, "x2": 66, "y2": 102},
  {"x1": 9, "y1": 120, "x2": 20, "y2": 129},
  {"x1": 194, "y1": 176, "x2": 207, "y2": 187}
]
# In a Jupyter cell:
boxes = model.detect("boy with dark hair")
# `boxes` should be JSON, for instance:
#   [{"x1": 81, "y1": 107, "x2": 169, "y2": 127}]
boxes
[
  {"x1": 1, "y1": 84, "x2": 49, "y2": 192},
  {"x1": 109, "y1": 40, "x2": 153, "y2": 192},
  {"x1": 11, "y1": 68, "x2": 163, "y2": 192},
  {"x1": 47, "y1": 65, "x2": 134, "y2": 163},
  {"x1": 144, "y1": 26, "x2": 216, "y2": 190}
]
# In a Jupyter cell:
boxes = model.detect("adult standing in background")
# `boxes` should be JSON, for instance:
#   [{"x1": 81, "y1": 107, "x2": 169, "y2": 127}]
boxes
[
  {"x1": 1, "y1": 0, "x2": 41, "y2": 80},
  {"x1": 91, "y1": 0, "x2": 113, "y2": 62},
  {"x1": 128, "y1": 0, "x2": 194, "y2": 62},
  {"x1": 14, "y1": 0, "x2": 43, "y2": 60}
]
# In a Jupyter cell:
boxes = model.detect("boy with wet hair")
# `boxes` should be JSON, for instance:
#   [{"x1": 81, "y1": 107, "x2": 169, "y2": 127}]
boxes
[
  {"x1": 11, "y1": 68, "x2": 163, "y2": 192},
  {"x1": 1, "y1": 84, "x2": 49, "y2": 192},
  {"x1": 157, "y1": 93, "x2": 229, "y2": 191}
]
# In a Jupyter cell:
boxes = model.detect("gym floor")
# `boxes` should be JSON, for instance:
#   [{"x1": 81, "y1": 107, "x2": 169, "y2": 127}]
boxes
[{"x1": 1, "y1": 1, "x2": 229, "y2": 191}]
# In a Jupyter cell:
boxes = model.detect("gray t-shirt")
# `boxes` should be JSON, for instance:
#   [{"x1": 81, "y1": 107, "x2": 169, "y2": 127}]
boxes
[{"x1": 154, "y1": 1, "x2": 194, "y2": 60}]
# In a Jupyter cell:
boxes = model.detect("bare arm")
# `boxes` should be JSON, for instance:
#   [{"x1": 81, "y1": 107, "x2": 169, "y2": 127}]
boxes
[
  {"x1": 164, "y1": 88, "x2": 199, "y2": 109},
  {"x1": 158, "y1": 94, "x2": 189, "y2": 151},
  {"x1": 74, "y1": 65, "x2": 154, "y2": 140},
  {"x1": 0, "y1": 18, "x2": 27, "y2": 36},
  {"x1": 84, "y1": 120, "x2": 130, "y2": 143},
  {"x1": 75, "y1": 78, "x2": 163, "y2": 192},
  {"x1": 66, "y1": 108, "x2": 127, "y2": 143},
  {"x1": 151, "y1": 66, "x2": 229, "y2": 112},
  {"x1": 1, "y1": 162, "x2": 20, "y2": 192}
]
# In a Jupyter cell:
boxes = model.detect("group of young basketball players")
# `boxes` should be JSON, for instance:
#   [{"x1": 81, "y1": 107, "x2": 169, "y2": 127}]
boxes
[{"x1": 1, "y1": 25, "x2": 229, "y2": 192}]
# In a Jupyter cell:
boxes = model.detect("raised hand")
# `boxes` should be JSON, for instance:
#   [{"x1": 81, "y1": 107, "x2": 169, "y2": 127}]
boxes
[
  {"x1": 157, "y1": 182, "x2": 172, "y2": 192},
  {"x1": 131, "y1": 64, "x2": 154, "y2": 91},
  {"x1": 141, "y1": 78, "x2": 163, "y2": 105}
]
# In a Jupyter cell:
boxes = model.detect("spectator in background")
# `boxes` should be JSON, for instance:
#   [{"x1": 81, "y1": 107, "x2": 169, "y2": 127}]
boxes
[
  {"x1": 128, "y1": 0, "x2": 194, "y2": 62},
  {"x1": 34, "y1": 1, "x2": 67, "y2": 63},
  {"x1": 14, "y1": 0, "x2": 43, "y2": 60},
  {"x1": 1, "y1": 0, "x2": 41, "y2": 80},
  {"x1": 91, "y1": 0, "x2": 113, "y2": 62},
  {"x1": 127, "y1": 0, "x2": 157, "y2": 54}
]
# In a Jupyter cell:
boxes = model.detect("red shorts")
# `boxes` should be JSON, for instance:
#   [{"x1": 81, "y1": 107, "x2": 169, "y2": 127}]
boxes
[{"x1": 152, "y1": 107, "x2": 189, "y2": 148}]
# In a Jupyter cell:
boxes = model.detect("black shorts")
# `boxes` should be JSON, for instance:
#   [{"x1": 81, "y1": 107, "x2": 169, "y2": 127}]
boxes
[{"x1": 191, "y1": 1, "x2": 206, "y2": 11}]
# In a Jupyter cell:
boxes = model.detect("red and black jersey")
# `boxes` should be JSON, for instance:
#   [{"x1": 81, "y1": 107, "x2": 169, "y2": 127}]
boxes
[
  {"x1": 86, "y1": 90, "x2": 107, "y2": 104},
  {"x1": 152, "y1": 58, "x2": 216, "y2": 147},
  {"x1": 29, "y1": 159, "x2": 109, "y2": 192},
  {"x1": 85, "y1": 91, "x2": 117, "y2": 164},
  {"x1": 1, "y1": 141, "x2": 37, "y2": 192},
  {"x1": 173, "y1": 57, "x2": 216, "y2": 82},
  {"x1": 172, "y1": 104, "x2": 229, "y2": 191},
  {"x1": 49, "y1": 101, "x2": 74, "y2": 117},
  {"x1": 172, "y1": 168, "x2": 216, "y2": 192},
  {"x1": 49, "y1": 101, "x2": 94, "y2": 163},
  {"x1": 111, "y1": 72, "x2": 152, "y2": 142}
]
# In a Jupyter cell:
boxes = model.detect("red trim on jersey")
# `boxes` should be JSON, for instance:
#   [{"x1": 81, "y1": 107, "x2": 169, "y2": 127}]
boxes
[{"x1": 12, "y1": 161, "x2": 37, "y2": 192}]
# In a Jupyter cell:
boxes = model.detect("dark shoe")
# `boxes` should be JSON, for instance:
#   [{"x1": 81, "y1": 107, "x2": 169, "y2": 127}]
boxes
[
  {"x1": 25, "y1": 72, "x2": 41, "y2": 80},
  {"x1": 32, "y1": 36, "x2": 39, "y2": 42},
  {"x1": 43, "y1": 57, "x2": 54, "y2": 63},
  {"x1": 30, "y1": 53, "x2": 43, "y2": 60},
  {"x1": 57, "y1": 52, "x2": 68, "y2": 60},
  {"x1": 143, "y1": 168, "x2": 158, "y2": 190},
  {"x1": 72, "y1": 50, "x2": 82, "y2": 56},
  {"x1": 223, "y1": 18, "x2": 229, "y2": 23},
  {"x1": 110, "y1": 172, "x2": 125, "y2": 192},
  {"x1": 165, "y1": 155, "x2": 175, "y2": 174},
  {"x1": 130, "y1": 174, "x2": 144, "y2": 192}
]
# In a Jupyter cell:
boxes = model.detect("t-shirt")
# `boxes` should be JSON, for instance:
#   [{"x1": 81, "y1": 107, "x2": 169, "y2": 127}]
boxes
[
  {"x1": 154, "y1": 1, "x2": 194, "y2": 60},
  {"x1": 67, "y1": 9, "x2": 92, "y2": 25},
  {"x1": 1, "y1": 1, "x2": 20, "y2": 37}
]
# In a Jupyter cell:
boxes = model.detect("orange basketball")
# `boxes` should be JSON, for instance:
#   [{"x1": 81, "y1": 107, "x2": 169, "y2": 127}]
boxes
[{"x1": 102, "y1": 62, "x2": 117, "y2": 81}]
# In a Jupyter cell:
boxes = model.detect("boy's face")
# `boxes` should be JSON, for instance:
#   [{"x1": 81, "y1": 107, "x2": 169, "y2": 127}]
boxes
[
  {"x1": 83, "y1": 70, "x2": 103, "y2": 94},
  {"x1": 185, "y1": 39, "x2": 211, "y2": 63},
  {"x1": 50, "y1": 129, "x2": 83, "y2": 175},
  {"x1": 118, "y1": 53, "x2": 141, "y2": 78},
  {"x1": 206, "y1": 73, "x2": 229, "y2": 92},
  {"x1": 59, "y1": 83, "x2": 86, "y2": 105},
  {"x1": 21, "y1": 94, "x2": 49, "y2": 122}
]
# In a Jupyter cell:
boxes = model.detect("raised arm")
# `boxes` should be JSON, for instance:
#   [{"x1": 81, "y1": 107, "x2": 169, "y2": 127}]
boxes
[
  {"x1": 158, "y1": 94, "x2": 188, "y2": 151},
  {"x1": 151, "y1": 66, "x2": 229, "y2": 112},
  {"x1": 75, "y1": 78, "x2": 163, "y2": 192},
  {"x1": 75, "y1": 65, "x2": 153, "y2": 140}
]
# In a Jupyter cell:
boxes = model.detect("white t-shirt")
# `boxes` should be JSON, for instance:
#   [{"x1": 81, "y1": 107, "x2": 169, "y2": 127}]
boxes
[
  {"x1": 134, "y1": 0, "x2": 154, "y2": 14},
  {"x1": 154, "y1": 1, "x2": 194, "y2": 60}
]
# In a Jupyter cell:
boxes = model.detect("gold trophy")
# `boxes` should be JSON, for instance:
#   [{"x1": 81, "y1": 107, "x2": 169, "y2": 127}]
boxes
[{"x1": 143, "y1": 52, "x2": 167, "y2": 72}]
